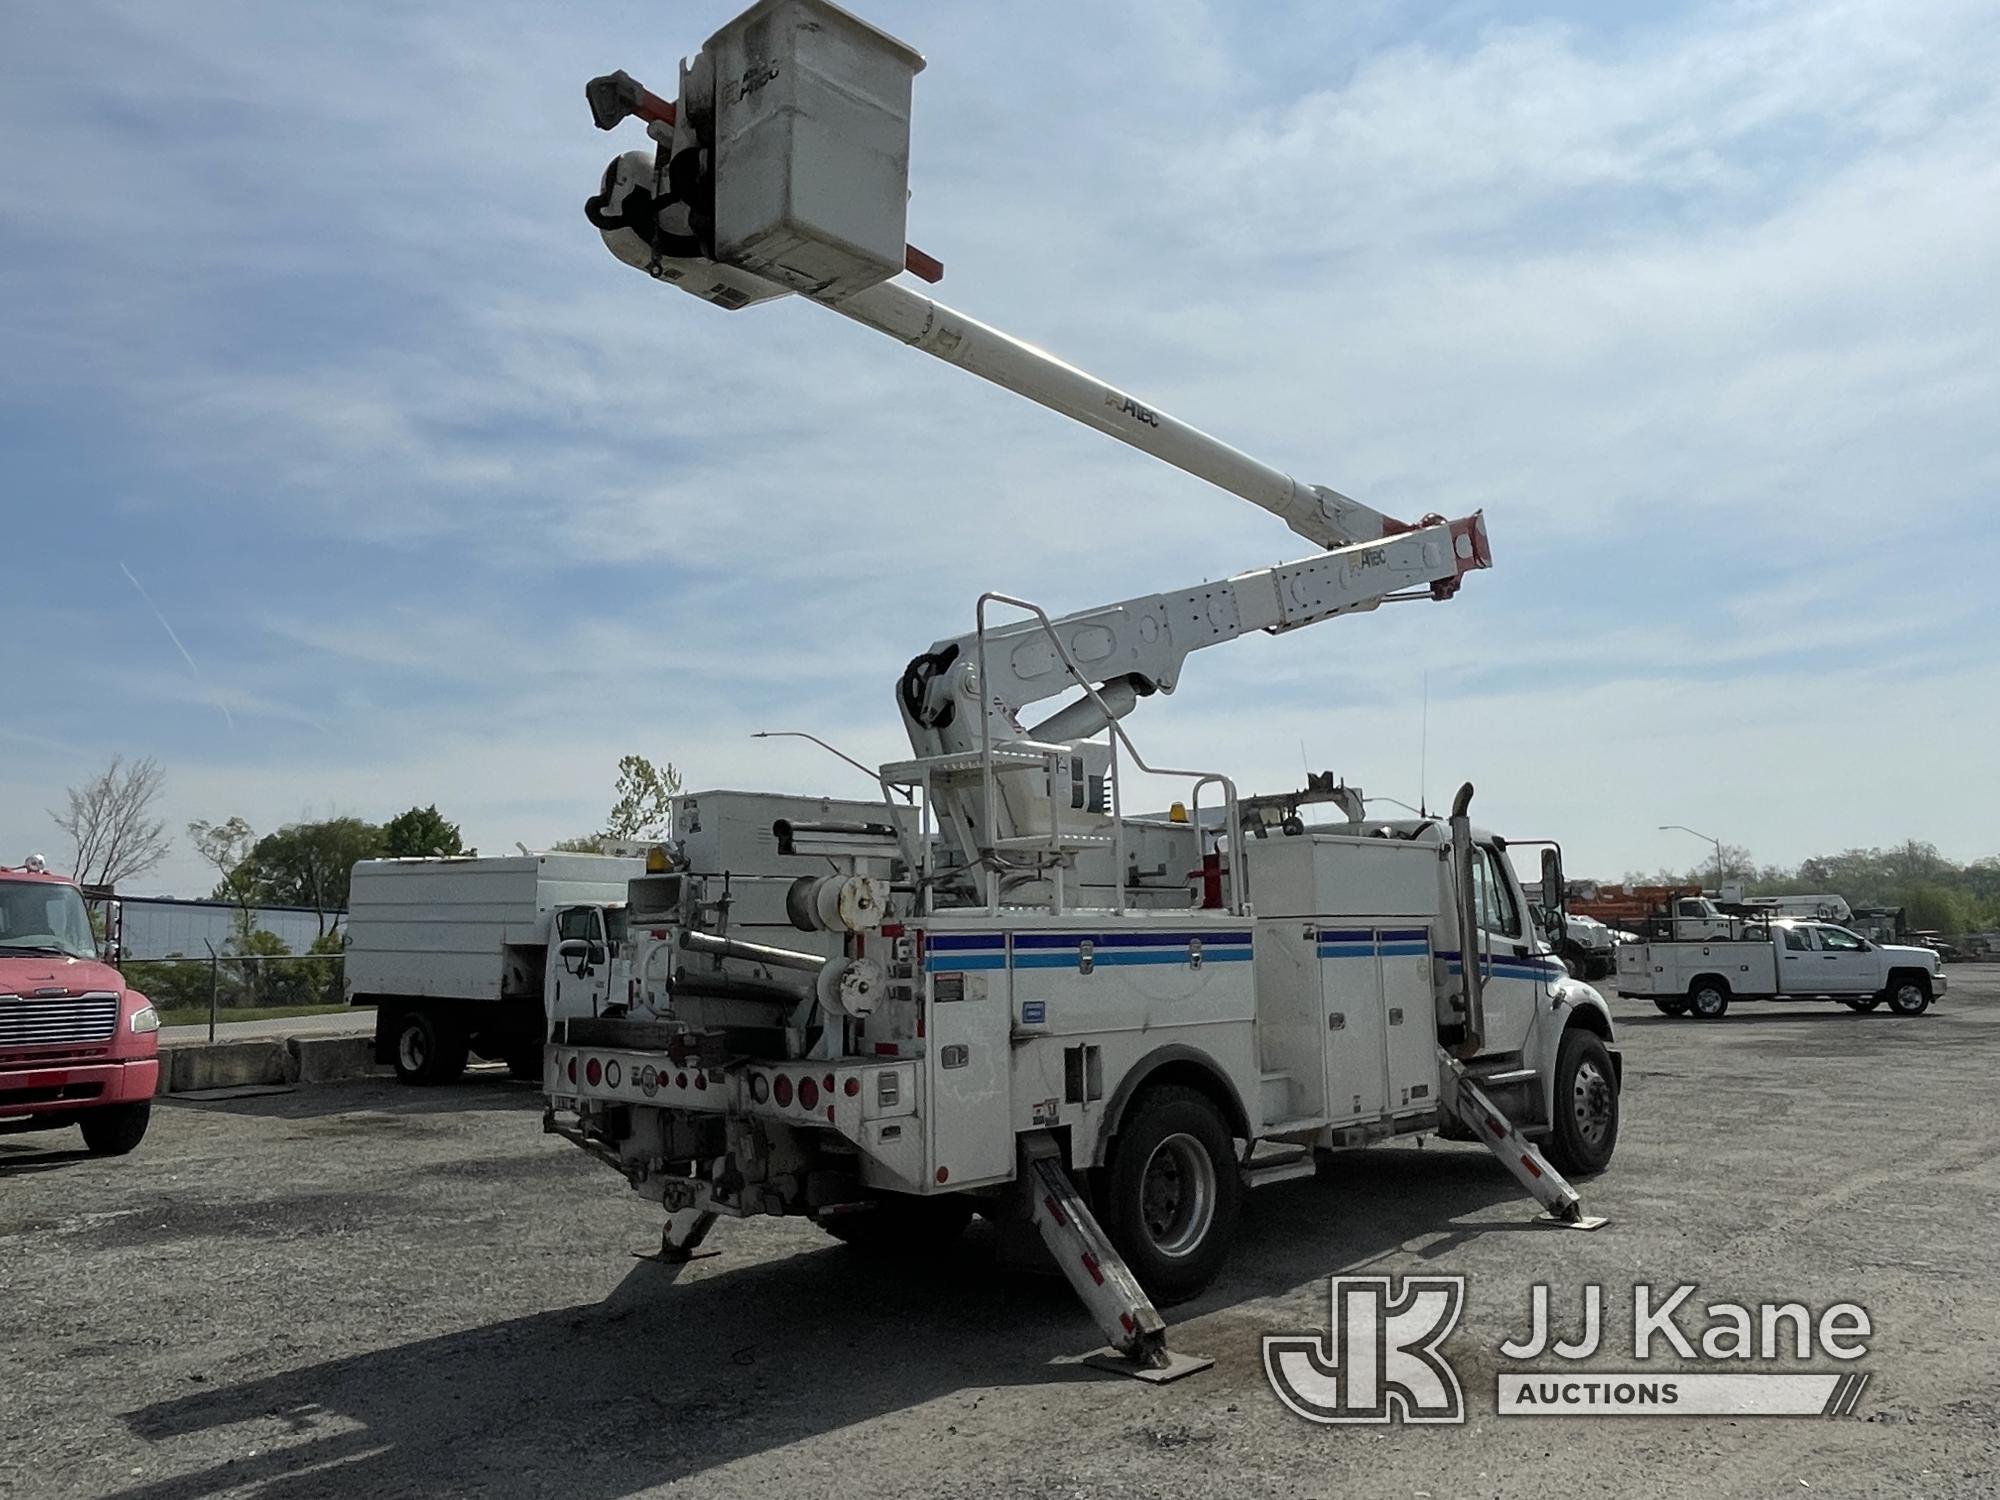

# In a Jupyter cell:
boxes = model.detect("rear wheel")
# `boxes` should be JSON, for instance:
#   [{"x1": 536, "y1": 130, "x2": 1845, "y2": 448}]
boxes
[
  {"x1": 392, "y1": 1007, "x2": 468, "y2": 1085},
  {"x1": 1544, "y1": 1030, "x2": 1619, "y2": 1176},
  {"x1": 1886, "y1": 977, "x2": 1932, "y2": 1016},
  {"x1": 1102, "y1": 1085, "x2": 1241, "y2": 1304},
  {"x1": 1687, "y1": 980, "x2": 1731, "y2": 1020},
  {"x1": 80, "y1": 1102, "x2": 150, "y2": 1157}
]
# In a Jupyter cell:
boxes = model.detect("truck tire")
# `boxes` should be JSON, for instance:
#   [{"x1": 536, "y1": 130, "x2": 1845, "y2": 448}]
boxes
[
  {"x1": 1653, "y1": 996, "x2": 1689, "y2": 1016},
  {"x1": 1842, "y1": 996, "x2": 1881, "y2": 1012},
  {"x1": 1544, "y1": 1029, "x2": 1618, "y2": 1176},
  {"x1": 1885, "y1": 975, "x2": 1932, "y2": 1016},
  {"x1": 817, "y1": 1193, "x2": 973, "y2": 1253},
  {"x1": 80, "y1": 1102, "x2": 150, "y2": 1157},
  {"x1": 392, "y1": 1007, "x2": 468, "y2": 1085},
  {"x1": 1102, "y1": 1085, "x2": 1241, "y2": 1304},
  {"x1": 1687, "y1": 979, "x2": 1730, "y2": 1020}
]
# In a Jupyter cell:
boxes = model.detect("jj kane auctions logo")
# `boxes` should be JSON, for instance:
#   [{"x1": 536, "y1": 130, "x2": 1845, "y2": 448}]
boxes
[{"x1": 1266, "y1": 1277, "x2": 1873, "y2": 1422}]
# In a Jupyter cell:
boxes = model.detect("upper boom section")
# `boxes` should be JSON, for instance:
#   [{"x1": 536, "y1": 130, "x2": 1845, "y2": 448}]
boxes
[{"x1": 582, "y1": 0, "x2": 1491, "y2": 562}]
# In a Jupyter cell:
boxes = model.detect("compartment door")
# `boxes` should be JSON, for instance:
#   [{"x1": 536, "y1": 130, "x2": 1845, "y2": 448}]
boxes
[
  {"x1": 1319, "y1": 928, "x2": 1387, "y2": 1124},
  {"x1": 925, "y1": 966, "x2": 1014, "y2": 1188},
  {"x1": 1379, "y1": 927, "x2": 1439, "y2": 1115}
]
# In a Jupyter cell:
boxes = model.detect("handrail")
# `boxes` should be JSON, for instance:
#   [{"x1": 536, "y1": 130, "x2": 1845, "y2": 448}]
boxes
[{"x1": 973, "y1": 591, "x2": 1247, "y2": 917}]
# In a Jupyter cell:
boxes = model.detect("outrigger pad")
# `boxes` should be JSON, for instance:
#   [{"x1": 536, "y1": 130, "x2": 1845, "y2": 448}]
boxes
[
  {"x1": 1534, "y1": 1212, "x2": 1610, "y2": 1230},
  {"x1": 1081, "y1": 1348, "x2": 1216, "y2": 1384}
]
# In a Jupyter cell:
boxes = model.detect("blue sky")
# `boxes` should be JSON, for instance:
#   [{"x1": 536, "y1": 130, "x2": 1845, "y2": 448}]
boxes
[{"x1": 3, "y1": 0, "x2": 1996, "y2": 896}]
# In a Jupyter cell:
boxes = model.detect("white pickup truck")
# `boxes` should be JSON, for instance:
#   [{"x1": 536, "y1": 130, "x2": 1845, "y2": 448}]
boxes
[{"x1": 1616, "y1": 919, "x2": 1946, "y2": 1019}]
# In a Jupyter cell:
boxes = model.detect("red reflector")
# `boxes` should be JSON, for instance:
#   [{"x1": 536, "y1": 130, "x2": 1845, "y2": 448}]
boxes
[
  {"x1": 826, "y1": 1105, "x2": 835, "y2": 1122},
  {"x1": 874, "y1": 1042, "x2": 897, "y2": 1055},
  {"x1": 675, "y1": 1071, "x2": 687, "y2": 1090},
  {"x1": 695, "y1": 1072, "x2": 707, "y2": 1091},
  {"x1": 843, "y1": 1077, "x2": 860, "y2": 1097},
  {"x1": 799, "y1": 1078, "x2": 820, "y2": 1109},
  {"x1": 880, "y1": 922, "x2": 904, "y2": 937},
  {"x1": 1520, "y1": 1154, "x2": 1542, "y2": 1178},
  {"x1": 823, "y1": 1073, "x2": 835, "y2": 1093},
  {"x1": 1042, "y1": 1195, "x2": 1067, "y2": 1228},
  {"x1": 1081, "y1": 1252, "x2": 1105, "y2": 1286},
  {"x1": 774, "y1": 1075, "x2": 793, "y2": 1107},
  {"x1": 935, "y1": 1166, "x2": 949, "y2": 1184},
  {"x1": 585, "y1": 1058, "x2": 602, "y2": 1086},
  {"x1": 1119, "y1": 1313, "x2": 1137, "y2": 1334},
  {"x1": 1487, "y1": 1119, "x2": 1507, "y2": 1138}
]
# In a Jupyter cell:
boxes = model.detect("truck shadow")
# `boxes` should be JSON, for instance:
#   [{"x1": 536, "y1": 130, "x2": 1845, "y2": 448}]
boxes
[
  {"x1": 158, "y1": 1073, "x2": 543, "y2": 1123},
  {"x1": 111, "y1": 1146, "x2": 1525, "y2": 1500}
]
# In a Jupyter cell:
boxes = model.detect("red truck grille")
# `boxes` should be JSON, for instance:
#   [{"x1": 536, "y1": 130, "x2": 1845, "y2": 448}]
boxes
[{"x1": 0, "y1": 992, "x2": 120, "y2": 1048}]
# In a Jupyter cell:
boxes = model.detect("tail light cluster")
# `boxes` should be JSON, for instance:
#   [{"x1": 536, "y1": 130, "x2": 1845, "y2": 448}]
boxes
[
  {"x1": 556, "y1": 1052, "x2": 713, "y2": 1099},
  {"x1": 748, "y1": 1069, "x2": 842, "y2": 1122}
]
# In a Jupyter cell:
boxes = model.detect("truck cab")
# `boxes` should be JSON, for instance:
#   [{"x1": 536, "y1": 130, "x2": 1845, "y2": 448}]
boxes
[{"x1": 0, "y1": 858, "x2": 160, "y2": 1154}]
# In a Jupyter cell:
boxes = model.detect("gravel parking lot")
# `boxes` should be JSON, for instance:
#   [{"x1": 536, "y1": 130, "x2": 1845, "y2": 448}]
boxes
[{"x1": 5, "y1": 972, "x2": 1997, "y2": 1499}]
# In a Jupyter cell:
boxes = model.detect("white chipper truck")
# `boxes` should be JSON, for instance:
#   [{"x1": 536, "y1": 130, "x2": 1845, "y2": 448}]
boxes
[
  {"x1": 346, "y1": 853, "x2": 643, "y2": 1083},
  {"x1": 553, "y1": 0, "x2": 1622, "y2": 1379}
]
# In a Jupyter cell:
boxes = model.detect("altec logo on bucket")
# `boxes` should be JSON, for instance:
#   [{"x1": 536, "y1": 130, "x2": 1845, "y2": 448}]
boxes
[{"x1": 1265, "y1": 1278, "x2": 1874, "y2": 1423}]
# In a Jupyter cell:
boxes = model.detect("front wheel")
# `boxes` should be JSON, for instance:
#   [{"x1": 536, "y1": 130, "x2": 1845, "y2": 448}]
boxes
[
  {"x1": 1544, "y1": 1030, "x2": 1619, "y2": 1176},
  {"x1": 392, "y1": 1007, "x2": 468, "y2": 1085},
  {"x1": 1103, "y1": 1085, "x2": 1242, "y2": 1304},
  {"x1": 1886, "y1": 978, "x2": 1932, "y2": 1016},
  {"x1": 80, "y1": 1102, "x2": 150, "y2": 1156}
]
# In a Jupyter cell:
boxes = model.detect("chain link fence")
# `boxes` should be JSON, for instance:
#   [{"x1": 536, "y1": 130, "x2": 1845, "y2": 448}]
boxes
[{"x1": 122, "y1": 951, "x2": 347, "y2": 1028}]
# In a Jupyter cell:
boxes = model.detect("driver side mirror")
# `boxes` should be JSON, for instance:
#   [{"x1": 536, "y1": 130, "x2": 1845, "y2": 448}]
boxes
[
  {"x1": 1539, "y1": 848, "x2": 1565, "y2": 941},
  {"x1": 557, "y1": 938, "x2": 589, "y2": 975}
]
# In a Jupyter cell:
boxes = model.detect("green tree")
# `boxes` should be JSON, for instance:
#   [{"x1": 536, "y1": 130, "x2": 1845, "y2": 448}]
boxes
[
  {"x1": 188, "y1": 816, "x2": 258, "y2": 949},
  {"x1": 606, "y1": 754, "x2": 682, "y2": 840},
  {"x1": 381, "y1": 804, "x2": 467, "y2": 859},
  {"x1": 245, "y1": 817, "x2": 384, "y2": 935}
]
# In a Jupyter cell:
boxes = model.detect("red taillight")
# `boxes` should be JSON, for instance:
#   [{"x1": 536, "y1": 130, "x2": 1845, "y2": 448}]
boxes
[
  {"x1": 799, "y1": 1078, "x2": 819, "y2": 1109},
  {"x1": 566, "y1": 1057, "x2": 577, "y2": 1084},
  {"x1": 695, "y1": 1072, "x2": 707, "y2": 1091},
  {"x1": 826, "y1": 1105, "x2": 835, "y2": 1122},
  {"x1": 843, "y1": 1077, "x2": 860, "y2": 1097},
  {"x1": 774, "y1": 1075, "x2": 793, "y2": 1107},
  {"x1": 585, "y1": 1058, "x2": 602, "y2": 1087},
  {"x1": 935, "y1": 1167, "x2": 949, "y2": 1184},
  {"x1": 675, "y1": 1072, "x2": 687, "y2": 1090},
  {"x1": 823, "y1": 1073, "x2": 835, "y2": 1093}
]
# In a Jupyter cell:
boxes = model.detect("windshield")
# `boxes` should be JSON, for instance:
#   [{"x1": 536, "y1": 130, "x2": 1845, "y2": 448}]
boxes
[{"x1": 0, "y1": 879, "x2": 99, "y2": 960}]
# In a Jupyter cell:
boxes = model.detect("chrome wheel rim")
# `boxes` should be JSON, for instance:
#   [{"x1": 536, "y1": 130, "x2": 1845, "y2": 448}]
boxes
[
  {"x1": 1694, "y1": 988, "x2": 1723, "y2": 1015},
  {"x1": 398, "y1": 1026, "x2": 427, "y2": 1073},
  {"x1": 1572, "y1": 1059, "x2": 1614, "y2": 1146},
  {"x1": 1140, "y1": 1132, "x2": 1217, "y2": 1259}
]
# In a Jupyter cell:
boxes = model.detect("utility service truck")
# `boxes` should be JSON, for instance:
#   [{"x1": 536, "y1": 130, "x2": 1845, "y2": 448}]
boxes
[
  {"x1": 555, "y1": 0, "x2": 1623, "y2": 1379},
  {"x1": 346, "y1": 853, "x2": 643, "y2": 1083},
  {"x1": 1617, "y1": 918, "x2": 1945, "y2": 1019}
]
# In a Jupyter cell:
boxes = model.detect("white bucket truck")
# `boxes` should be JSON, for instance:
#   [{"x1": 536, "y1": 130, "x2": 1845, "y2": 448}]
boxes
[{"x1": 555, "y1": 0, "x2": 1622, "y2": 1377}]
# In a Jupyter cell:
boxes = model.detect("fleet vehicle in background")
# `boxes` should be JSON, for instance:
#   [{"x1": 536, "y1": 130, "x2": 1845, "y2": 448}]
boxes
[
  {"x1": 1570, "y1": 884, "x2": 1738, "y2": 941},
  {"x1": 0, "y1": 856, "x2": 160, "y2": 1154},
  {"x1": 1616, "y1": 918, "x2": 1945, "y2": 1018},
  {"x1": 1737, "y1": 893, "x2": 1853, "y2": 923},
  {"x1": 1527, "y1": 900, "x2": 1619, "y2": 979},
  {"x1": 345, "y1": 853, "x2": 643, "y2": 1083},
  {"x1": 553, "y1": 0, "x2": 1622, "y2": 1379}
]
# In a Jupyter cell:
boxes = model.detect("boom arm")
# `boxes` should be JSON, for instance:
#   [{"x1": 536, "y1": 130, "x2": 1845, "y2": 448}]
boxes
[{"x1": 900, "y1": 515, "x2": 1487, "y2": 754}]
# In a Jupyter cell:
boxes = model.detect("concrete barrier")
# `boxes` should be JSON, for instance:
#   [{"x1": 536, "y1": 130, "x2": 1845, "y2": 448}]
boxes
[
  {"x1": 288, "y1": 1034, "x2": 380, "y2": 1084},
  {"x1": 157, "y1": 1034, "x2": 386, "y2": 1095},
  {"x1": 160, "y1": 1039, "x2": 291, "y2": 1095}
]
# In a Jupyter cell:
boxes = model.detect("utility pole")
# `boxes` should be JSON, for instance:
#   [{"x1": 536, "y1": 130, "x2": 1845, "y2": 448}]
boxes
[{"x1": 1659, "y1": 824, "x2": 1725, "y2": 892}]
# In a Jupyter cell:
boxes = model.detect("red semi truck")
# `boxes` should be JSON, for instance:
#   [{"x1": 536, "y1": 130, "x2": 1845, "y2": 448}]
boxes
[{"x1": 0, "y1": 857, "x2": 160, "y2": 1154}]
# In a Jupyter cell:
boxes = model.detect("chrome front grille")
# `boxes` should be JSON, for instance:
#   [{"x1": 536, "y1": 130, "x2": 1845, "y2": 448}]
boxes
[{"x1": 0, "y1": 991, "x2": 120, "y2": 1048}]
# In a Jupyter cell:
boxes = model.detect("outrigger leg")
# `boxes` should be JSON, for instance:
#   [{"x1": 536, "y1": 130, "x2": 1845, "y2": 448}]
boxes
[
  {"x1": 1022, "y1": 1141, "x2": 1213, "y2": 1383},
  {"x1": 1442, "y1": 1052, "x2": 1608, "y2": 1230}
]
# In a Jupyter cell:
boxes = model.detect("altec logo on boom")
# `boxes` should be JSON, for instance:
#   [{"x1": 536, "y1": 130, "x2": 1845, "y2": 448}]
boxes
[{"x1": 1265, "y1": 1278, "x2": 1874, "y2": 1422}]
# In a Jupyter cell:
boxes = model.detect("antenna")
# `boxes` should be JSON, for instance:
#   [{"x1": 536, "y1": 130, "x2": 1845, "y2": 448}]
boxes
[{"x1": 1419, "y1": 671, "x2": 1429, "y2": 819}]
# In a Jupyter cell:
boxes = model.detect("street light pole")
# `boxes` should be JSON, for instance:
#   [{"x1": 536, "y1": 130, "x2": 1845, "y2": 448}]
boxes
[{"x1": 1659, "y1": 824, "x2": 1725, "y2": 893}]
